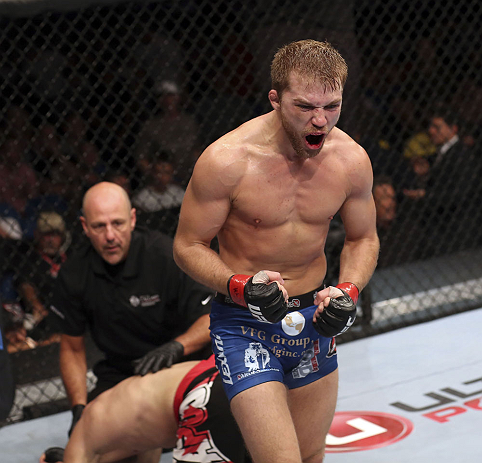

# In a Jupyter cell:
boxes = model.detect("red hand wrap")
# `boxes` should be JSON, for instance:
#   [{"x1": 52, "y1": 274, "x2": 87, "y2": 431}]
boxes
[
  {"x1": 227, "y1": 274, "x2": 251, "y2": 307},
  {"x1": 336, "y1": 282, "x2": 359, "y2": 304}
]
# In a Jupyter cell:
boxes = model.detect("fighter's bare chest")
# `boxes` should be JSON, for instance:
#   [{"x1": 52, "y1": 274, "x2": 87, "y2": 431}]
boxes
[{"x1": 231, "y1": 164, "x2": 346, "y2": 226}]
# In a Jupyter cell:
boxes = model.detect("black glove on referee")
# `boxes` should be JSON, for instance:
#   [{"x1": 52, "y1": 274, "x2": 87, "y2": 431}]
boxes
[
  {"x1": 68, "y1": 404, "x2": 85, "y2": 437},
  {"x1": 133, "y1": 340, "x2": 184, "y2": 376}
]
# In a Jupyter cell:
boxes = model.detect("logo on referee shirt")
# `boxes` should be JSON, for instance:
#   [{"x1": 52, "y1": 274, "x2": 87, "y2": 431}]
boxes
[{"x1": 129, "y1": 294, "x2": 160, "y2": 307}]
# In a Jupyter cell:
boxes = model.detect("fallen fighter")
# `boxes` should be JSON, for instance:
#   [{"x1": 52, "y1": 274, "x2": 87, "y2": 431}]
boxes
[{"x1": 40, "y1": 356, "x2": 247, "y2": 463}]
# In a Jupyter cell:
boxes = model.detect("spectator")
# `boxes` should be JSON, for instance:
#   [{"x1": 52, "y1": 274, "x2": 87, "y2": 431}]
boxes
[
  {"x1": 401, "y1": 156, "x2": 431, "y2": 202},
  {"x1": 373, "y1": 176, "x2": 397, "y2": 231},
  {"x1": 2, "y1": 321, "x2": 36, "y2": 353},
  {"x1": 29, "y1": 122, "x2": 77, "y2": 197},
  {"x1": 23, "y1": 122, "x2": 72, "y2": 238},
  {"x1": 21, "y1": 194, "x2": 70, "y2": 242},
  {"x1": 0, "y1": 305, "x2": 15, "y2": 422},
  {"x1": 428, "y1": 110, "x2": 465, "y2": 166},
  {"x1": 135, "y1": 80, "x2": 201, "y2": 185},
  {"x1": 56, "y1": 112, "x2": 106, "y2": 209},
  {"x1": 15, "y1": 212, "x2": 69, "y2": 346},
  {"x1": 373, "y1": 175, "x2": 426, "y2": 267},
  {"x1": 0, "y1": 137, "x2": 38, "y2": 217},
  {"x1": 50, "y1": 182, "x2": 213, "y2": 461},
  {"x1": 132, "y1": 153, "x2": 185, "y2": 213},
  {"x1": 423, "y1": 108, "x2": 480, "y2": 253},
  {"x1": 133, "y1": 153, "x2": 185, "y2": 237},
  {"x1": 59, "y1": 112, "x2": 105, "y2": 191},
  {"x1": 449, "y1": 77, "x2": 482, "y2": 148},
  {"x1": 1, "y1": 105, "x2": 35, "y2": 156},
  {"x1": 0, "y1": 216, "x2": 22, "y2": 241},
  {"x1": 373, "y1": 176, "x2": 402, "y2": 267},
  {"x1": 0, "y1": 218, "x2": 28, "y2": 354},
  {"x1": 126, "y1": 28, "x2": 186, "y2": 90},
  {"x1": 20, "y1": 45, "x2": 70, "y2": 104},
  {"x1": 399, "y1": 130, "x2": 436, "y2": 201},
  {"x1": 403, "y1": 131, "x2": 437, "y2": 160},
  {"x1": 103, "y1": 170, "x2": 132, "y2": 196},
  {"x1": 361, "y1": 133, "x2": 402, "y2": 181}
]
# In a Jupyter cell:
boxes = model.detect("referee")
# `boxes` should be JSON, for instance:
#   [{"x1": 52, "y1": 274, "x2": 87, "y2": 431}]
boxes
[{"x1": 50, "y1": 182, "x2": 213, "y2": 451}]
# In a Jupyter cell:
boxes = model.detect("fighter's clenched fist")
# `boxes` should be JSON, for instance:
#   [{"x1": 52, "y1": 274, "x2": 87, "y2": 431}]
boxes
[
  {"x1": 228, "y1": 270, "x2": 289, "y2": 323},
  {"x1": 313, "y1": 283, "x2": 359, "y2": 337}
]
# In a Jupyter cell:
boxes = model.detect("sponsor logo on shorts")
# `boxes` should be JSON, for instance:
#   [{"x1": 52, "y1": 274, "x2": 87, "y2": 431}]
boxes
[
  {"x1": 338, "y1": 315, "x2": 355, "y2": 335},
  {"x1": 292, "y1": 339, "x2": 321, "y2": 379},
  {"x1": 129, "y1": 294, "x2": 160, "y2": 307},
  {"x1": 212, "y1": 333, "x2": 233, "y2": 385},
  {"x1": 281, "y1": 311, "x2": 305, "y2": 336},
  {"x1": 326, "y1": 337, "x2": 337, "y2": 358},
  {"x1": 237, "y1": 342, "x2": 278, "y2": 380},
  {"x1": 240, "y1": 326, "x2": 311, "y2": 347},
  {"x1": 240, "y1": 325, "x2": 312, "y2": 359},
  {"x1": 237, "y1": 369, "x2": 275, "y2": 381},
  {"x1": 287, "y1": 298, "x2": 301, "y2": 308},
  {"x1": 244, "y1": 342, "x2": 270, "y2": 371},
  {"x1": 247, "y1": 303, "x2": 271, "y2": 323}
]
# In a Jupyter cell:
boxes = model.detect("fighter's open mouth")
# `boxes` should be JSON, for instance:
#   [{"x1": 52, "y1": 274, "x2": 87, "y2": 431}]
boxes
[{"x1": 305, "y1": 133, "x2": 324, "y2": 147}]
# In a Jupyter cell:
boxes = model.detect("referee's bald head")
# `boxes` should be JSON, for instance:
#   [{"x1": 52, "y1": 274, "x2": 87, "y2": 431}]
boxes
[{"x1": 82, "y1": 182, "x2": 132, "y2": 218}]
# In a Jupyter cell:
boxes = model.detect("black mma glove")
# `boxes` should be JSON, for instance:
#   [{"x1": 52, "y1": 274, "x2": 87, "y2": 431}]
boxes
[
  {"x1": 43, "y1": 447, "x2": 65, "y2": 463},
  {"x1": 133, "y1": 340, "x2": 184, "y2": 376},
  {"x1": 68, "y1": 404, "x2": 85, "y2": 437},
  {"x1": 313, "y1": 283, "x2": 359, "y2": 338},
  {"x1": 227, "y1": 271, "x2": 288, "y2": 323}
]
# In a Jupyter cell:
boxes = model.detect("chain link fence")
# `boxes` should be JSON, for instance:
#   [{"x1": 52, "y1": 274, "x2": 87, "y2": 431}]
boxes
[{"x1": 1, "y1": 0, "x2": 481, "y2": 425}]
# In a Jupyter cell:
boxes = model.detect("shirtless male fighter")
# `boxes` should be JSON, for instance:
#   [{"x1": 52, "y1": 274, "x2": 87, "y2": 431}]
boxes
[{"x1": 173, "y1": 39, "x2": 379, "y2": 463}]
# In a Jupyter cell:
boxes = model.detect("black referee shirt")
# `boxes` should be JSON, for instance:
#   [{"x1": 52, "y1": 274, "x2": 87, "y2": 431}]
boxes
[{"x1": 50, "y1": 228, "x2": 212, "y2": 368}]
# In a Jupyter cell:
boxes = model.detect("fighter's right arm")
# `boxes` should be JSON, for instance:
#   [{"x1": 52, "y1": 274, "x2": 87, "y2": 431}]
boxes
[
  {"x1": 173, "y1": 145, "x2": 241, "y2": 295},
  {"x1": 60, "y1": 334, "x2": 88, "y2": 408}
]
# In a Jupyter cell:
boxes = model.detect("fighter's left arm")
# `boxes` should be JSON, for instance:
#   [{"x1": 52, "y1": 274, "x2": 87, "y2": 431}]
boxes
[
  {"x1": 337, "y1": 148, "x2": 380, "y2": 292},
  {"x1": 312, "y1": 147, "x2": 379, "y2": 336}
]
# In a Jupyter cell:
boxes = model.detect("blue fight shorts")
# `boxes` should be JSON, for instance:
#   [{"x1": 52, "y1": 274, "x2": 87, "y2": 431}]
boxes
[{"x1": 210, "y1": 288, "x2": 338, "y2": 401}]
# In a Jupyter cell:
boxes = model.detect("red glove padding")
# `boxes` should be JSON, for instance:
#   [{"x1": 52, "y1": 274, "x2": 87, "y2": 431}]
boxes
[
  {"x1": 313, "y1": 282, "x2": 359, "y2": 337},
  {"x1": 227, "y1": 273, "x2": 288, "y2": 323},
  {"x1": 336, "y1": 282, "x2": 359, "y2": 304}
]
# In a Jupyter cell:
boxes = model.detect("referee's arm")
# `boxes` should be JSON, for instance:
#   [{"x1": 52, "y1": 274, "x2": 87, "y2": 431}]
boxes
[{"x1": 60, "y1": 334, "x2": 88, "y2": 407}]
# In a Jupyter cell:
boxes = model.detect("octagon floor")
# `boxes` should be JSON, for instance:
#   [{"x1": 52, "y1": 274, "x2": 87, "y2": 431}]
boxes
[{"x1": 1, "y1": 307, "x2": 481, "y2": 463}]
